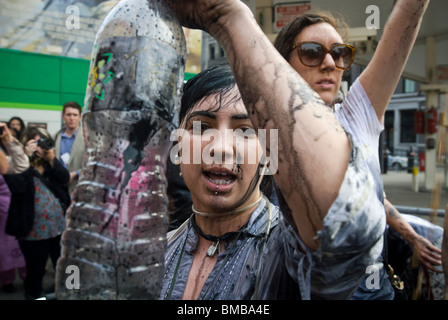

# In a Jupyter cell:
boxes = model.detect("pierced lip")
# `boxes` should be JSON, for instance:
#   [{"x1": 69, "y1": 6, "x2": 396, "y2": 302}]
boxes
[{"x1": 202, "y1": 166, "x2": 238, "y2": 193}]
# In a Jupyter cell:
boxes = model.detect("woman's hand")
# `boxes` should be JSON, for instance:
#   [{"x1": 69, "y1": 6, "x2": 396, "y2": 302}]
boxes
[
  {"x1": 411, "y1": 234, "x2": 443, "y2": 273},
  {"x1": 25, "y1": 139, "x2": 37, "y2": 157},
  {"x1": 0, "y1": 122, "x2": 13, "y2": 144}
]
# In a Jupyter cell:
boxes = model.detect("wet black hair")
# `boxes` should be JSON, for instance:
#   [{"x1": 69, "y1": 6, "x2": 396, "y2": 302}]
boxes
[{"x1": 179, "y1": 63, "x2": 240, "y2": 126}]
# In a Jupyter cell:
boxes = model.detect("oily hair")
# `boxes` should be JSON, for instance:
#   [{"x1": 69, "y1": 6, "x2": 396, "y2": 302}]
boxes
[
  {"x1": 62, "y1": 101, "x2": 82, "y2": 115},
  {"x1": 274, "y1": 11, "x2": 349, "y2": 62},
  {"x1": 179, "y1": 63, "x2": 241, "y2": 127}
]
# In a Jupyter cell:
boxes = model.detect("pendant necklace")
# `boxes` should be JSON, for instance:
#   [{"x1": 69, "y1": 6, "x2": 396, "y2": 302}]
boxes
[
  {"x1": 164, "y1": 195, "x2": 272, "y2": 299},
  {"x1": 191, "y1": 215, "x2": 242, "y2": 257},
  {"x1": 191, "y1": 193, "x2": 262, "y2": 257},
  {"x1": 206, "y1": 241, "x2": 220, "y2": 257}
]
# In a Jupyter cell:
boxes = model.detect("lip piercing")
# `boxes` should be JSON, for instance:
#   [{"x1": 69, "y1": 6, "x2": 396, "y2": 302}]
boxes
[{"x1": 216, "y1": 185, "x2": 219, "y2": 189}]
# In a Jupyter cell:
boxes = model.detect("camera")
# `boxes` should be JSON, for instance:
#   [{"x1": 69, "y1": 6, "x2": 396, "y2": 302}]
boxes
[
  {"x1": 0, "y1": 127, "x2": 3, "y2": 135},
  {"x1": 37, "y1": 137, "x2": 55, "y2": 150}
]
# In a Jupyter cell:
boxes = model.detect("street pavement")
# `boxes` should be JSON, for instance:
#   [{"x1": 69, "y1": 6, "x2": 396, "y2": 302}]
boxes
[
  {"x1": 382, "y1": 170, "x2": 448, "y2": 227},
  {"x1": 1, "y1": 170, "x2": 446, "y2": 300}
]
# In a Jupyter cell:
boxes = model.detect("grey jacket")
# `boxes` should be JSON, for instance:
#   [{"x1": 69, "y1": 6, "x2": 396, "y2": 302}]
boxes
[{"x1": 54, "y1": 126, "x2": 85, "y2": 195}]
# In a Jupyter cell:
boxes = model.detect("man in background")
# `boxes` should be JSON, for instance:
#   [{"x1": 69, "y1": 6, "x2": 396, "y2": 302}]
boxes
[{"x1": 54, "y1": 101, "x2": 85, "y2": 195}]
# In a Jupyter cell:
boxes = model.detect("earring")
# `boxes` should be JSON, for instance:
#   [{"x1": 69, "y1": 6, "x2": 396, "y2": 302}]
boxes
[{"x1": 179, "y1": 171, "x2": 182, "y2": 177}]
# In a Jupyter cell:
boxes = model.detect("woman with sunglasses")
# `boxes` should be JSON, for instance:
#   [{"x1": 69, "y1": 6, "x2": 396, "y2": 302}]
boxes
[{"x1": 274, "y1": 1, "x2": 438, "y2": 299}]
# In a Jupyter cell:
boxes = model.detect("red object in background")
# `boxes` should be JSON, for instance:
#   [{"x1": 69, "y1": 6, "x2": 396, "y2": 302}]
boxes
[
  {"x1": 419, "y1": 152, "x2": 425, "y2": 172},
  {"x1": 426, "y1": 108, "x2": 438, "y2": 134},
  {"x1": 415, "y1": 110, "x2": 424, "y2": 134}
]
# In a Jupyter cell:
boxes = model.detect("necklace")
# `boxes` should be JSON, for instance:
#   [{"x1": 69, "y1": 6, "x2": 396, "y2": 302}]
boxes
[
  {"x1": 201, "y1": 195, "x2": 272, "y2": 299},
  {"x1": 164, "y1": 195, "x2": 272, "y2": 300},
  {"x1": 163, "y1": 219, "x2": 244, "y2": 299},
  {"x1": 191, "y1": 193, "x2": 262, "y2": 257},
  {"x1": 191, "y1": 215, "x2": 243, "y2": 257},
  {"x1": 191, "y1": 193, "x2": 262, "y2": 218}
]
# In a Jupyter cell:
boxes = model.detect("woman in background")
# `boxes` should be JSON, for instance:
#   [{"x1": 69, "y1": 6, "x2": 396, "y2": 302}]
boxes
[
  {"x1": 7, "y1": 116, "x2": 26, "y2": 140},
  {"x1": 4, "y1": 126, "x2": 70, "y2": 299}
]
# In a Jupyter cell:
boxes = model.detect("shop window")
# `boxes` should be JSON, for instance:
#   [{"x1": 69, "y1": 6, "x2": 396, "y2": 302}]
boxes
[
  {"x1": 400, "y1": 109, "x2": 416, "y2": 143},
  {"x1": 404, "y1": 79, "x2": 416, "y2": 93}
]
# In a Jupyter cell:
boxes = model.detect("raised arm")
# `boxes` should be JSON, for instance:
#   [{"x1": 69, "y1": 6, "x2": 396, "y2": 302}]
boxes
[
  {"x1": 0, "y1": 123, "x2": 29, "y2": 174},
  {"x1": 359, "y1": 0, "x2": 430, "y2": 121},
  {"x1": 167, "y1": 0, "x2": 354, "y2": 250}
]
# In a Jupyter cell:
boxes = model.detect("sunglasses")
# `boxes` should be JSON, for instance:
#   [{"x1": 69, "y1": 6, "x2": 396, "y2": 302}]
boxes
[{"x1": 292, "y1": 41, "x2": 356, "y2": 70}]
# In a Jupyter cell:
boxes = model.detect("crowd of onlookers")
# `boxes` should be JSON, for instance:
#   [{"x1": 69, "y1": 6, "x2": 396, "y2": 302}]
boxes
[{"x1": 0, "y1": 101, "x2": 85, "y2": 300}]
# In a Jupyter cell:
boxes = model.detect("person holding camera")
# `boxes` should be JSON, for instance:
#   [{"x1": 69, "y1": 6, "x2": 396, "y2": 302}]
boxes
[{"x1": 4, "y1": 126, "x2": 70, "y2": 299}]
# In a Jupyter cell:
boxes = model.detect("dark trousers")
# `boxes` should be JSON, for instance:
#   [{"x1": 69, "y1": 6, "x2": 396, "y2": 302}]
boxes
[{"x1": 18, "y1": 235, "x2": 61, "y2": 299}]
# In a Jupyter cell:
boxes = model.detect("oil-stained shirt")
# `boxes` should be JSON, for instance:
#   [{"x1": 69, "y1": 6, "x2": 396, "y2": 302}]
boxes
[{"x1": 159, "y1": 138, "x2": 386, "y2": 300}]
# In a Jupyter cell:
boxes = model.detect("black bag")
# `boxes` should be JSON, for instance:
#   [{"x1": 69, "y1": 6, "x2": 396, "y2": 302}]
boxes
[
  {"x1": 4, "y1": 167, "x2": 35, "y2": 237},
  {"x1": 384, "y1": 262, "x2": 407, "y2": 300},
  {"x1": 383, "y1": 227, "x2": 408, "y2": 300}
]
